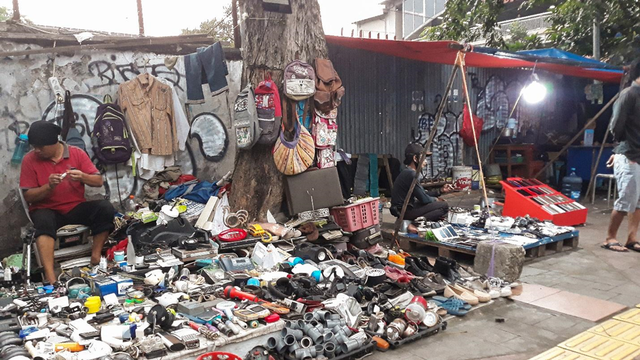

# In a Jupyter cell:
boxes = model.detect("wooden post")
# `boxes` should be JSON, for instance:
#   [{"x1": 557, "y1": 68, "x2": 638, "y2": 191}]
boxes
[
  {"x1": 393, "y1": 58, "x2": 460, "y2": 245},
  {"x1": 11, "y1": 0, "x2": 20, "y2": 21},
  {"x1": 232, "y1": 0, "x2": 241, "y2": 48},
  {"x1": 136, "y1": 0, "x2": 145, "y2": 36}
]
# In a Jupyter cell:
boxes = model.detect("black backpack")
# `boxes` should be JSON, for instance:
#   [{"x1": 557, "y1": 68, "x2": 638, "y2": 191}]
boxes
[{"x1": 91, "y1": 95, "x2": 132, "y2": 164}]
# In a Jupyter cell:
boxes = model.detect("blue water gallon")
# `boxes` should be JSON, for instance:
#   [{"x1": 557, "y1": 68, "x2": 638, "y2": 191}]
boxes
[{"x1": 562, "y1": 168, "x2": 582, "y2": 200}]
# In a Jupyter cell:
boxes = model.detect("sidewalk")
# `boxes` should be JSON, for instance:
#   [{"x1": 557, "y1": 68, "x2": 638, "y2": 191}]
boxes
[{"x1": 375, "y1": 190, "x2": 638, "y2": 359}]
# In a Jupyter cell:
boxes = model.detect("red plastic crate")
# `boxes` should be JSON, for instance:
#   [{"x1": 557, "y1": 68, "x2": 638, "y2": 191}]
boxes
[
  {"x1": 500, "y1": 177, "x2": 587, "y2": 226},
  {"x1": 331, "y1": 197, "x2": 380, "y2": 232}
]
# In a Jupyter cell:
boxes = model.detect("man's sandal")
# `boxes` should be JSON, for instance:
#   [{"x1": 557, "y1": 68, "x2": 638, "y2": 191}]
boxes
[
  {"x1": 626, "y1": 242, "x2": 640, "y2": 252},
  {"x1": 601, "y1": 242, "x2": 628, "y2": 252}
]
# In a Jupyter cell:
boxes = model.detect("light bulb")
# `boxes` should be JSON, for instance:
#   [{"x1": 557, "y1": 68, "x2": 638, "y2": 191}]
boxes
[{"x1": 522, "y1": 81, "x2": 547, "y2": 104}]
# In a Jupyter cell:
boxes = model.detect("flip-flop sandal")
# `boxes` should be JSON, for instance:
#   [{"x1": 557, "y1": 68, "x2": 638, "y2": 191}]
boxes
[
  {"x1": 432, "y1": 296, "x2": 471, "y2": 310},
  {"x1": 626, "y1": 242, "x2": 640, "y2": 252},
  {"x1": 601, "y1": 242, "x2": 628, "y2": 252},
  {"x1": 432, "y1": 297, "x2": 469, "y2": 316}
]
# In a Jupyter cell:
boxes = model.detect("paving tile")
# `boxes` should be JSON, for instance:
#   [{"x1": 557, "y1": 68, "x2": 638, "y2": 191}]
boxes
[
  {"x1": 559, "y1": 332, "x2": 640, "y2": 360},
  {"x1": 529, "y1": 347, "x2": 598, "y2": 360},
  {"x1": 534, "y1": 314, "x2": 582, "y2": 334},
  {"x1": 502, "y1": 335, "x2": 550, "y2": 354},
  {"x1": 530, "y1": 290, "x2": 627, "y2": 322},
  {"x1": 607, "y1": 293, "x2": 640, "y2": 309},
  {"x1": 510, "y1": 283, "x2": 561, "y2": 304}
]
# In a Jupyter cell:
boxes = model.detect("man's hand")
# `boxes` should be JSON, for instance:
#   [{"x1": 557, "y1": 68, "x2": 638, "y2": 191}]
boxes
[
  {"x1": 441, "y1": 184, "x2": 455, "y2": 193},
  {"x1": 67, "y1": 169, "x2": 84, "y2": 182},
  {"x1": 606, "y1": 155, "x2": 615, "y2": 168},
  {"x1": 48, "y1": 174, "x2": 63, "y2": 189}
]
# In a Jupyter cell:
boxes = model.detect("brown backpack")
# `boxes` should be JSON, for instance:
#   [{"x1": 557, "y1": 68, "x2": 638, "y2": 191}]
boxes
[{"x1": 314, "y1": 58, "x2": 345, "y2": 113}]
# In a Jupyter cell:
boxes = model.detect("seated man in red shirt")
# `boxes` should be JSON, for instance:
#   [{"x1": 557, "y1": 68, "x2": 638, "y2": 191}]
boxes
[{"x1": 20, "y1": 121, "x2": 115, "y2": 284}]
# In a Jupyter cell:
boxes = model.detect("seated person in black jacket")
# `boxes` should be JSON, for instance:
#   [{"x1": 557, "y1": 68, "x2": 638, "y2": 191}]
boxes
[{"x1": 390, "y1": 143, "x2": 453, "y2": 221}]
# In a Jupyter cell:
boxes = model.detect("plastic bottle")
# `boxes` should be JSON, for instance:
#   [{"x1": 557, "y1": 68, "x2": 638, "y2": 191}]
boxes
[
  {"x1": 127, "y1": 235, "x2": 136, "y2": 267},
  {"x1": 125, "y1": 195, "x2": 137, "y2": 212},
  {"x1": 11, "y1": 134, "x2": 29, "y2": 165},
  {"x1": 562, "y1": 168, "x2": 583, "y2": 200}
]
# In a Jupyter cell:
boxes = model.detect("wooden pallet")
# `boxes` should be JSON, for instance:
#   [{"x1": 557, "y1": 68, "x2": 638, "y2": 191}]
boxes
[
  {"x1": 524, "y1": 232, "x2": 579, "y2": 259},
  {"x1": 381, "y1": 229, "x2": 476, "y2": 260},
  {"x1": 381, "y1": 228, "x2": 579, "y2": 261}
]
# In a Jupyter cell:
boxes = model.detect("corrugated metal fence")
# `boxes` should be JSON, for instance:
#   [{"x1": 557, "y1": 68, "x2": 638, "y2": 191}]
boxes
[{"x1": 329, "y1": 43, "x2": 525, "y2": 178}]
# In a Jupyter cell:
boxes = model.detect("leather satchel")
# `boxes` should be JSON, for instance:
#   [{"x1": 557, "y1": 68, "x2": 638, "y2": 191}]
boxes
[{"x1": 314, "y1": 58, "x2": 345, "y2": 113}]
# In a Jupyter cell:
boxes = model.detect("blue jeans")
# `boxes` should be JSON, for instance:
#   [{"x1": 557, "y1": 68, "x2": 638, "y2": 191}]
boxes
[{"x1": 185, "y1": 42, "x2": 229, "y2": 102}]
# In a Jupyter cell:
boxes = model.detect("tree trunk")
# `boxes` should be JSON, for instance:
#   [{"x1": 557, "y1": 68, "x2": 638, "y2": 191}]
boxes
[{"x1": 229, "y1": 0, "x2": 328, "y2": 221}]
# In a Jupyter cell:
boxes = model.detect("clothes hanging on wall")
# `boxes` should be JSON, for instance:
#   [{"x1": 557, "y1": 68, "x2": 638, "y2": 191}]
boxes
[
  {"x1": 158, "y1": 78, "x2": 190, "y2": 152},
  {"x1": 184, "y1": 42, "x2": 229, "y2": 103},
  {"x1": 117, "y1": 73, "x2": 178, "y2": 156}
]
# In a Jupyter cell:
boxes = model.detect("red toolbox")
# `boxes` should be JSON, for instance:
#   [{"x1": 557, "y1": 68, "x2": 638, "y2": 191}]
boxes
[{"x1": 501, "y1": 177, "x2": 588, "y2": 226}]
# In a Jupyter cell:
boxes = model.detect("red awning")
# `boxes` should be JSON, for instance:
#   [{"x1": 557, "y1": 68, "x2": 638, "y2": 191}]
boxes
[{"x1": 326, "y1": 36, "x2": 623, "y2": 83}]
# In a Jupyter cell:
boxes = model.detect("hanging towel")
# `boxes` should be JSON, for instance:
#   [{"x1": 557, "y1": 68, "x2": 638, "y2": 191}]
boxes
[
  {"x1": 353, "y1": 155, "x2": 370, "y2": 196},
  {"x1": 369, "y1": 154, "x2": 379, "y2": 197}
]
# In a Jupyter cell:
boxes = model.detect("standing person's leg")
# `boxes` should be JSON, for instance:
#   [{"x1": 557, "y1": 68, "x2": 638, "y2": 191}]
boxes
[
  {"x1": 405, "y1": 201, "x2": 449, "y2": 221},
  {"x1": 604, "y1": 154, "x2": 634, "y2": 251},
  {"x1": 64, "y1": 200, "x2": 115, "y2": 265},
  {"x1": 625, "y1": 161, "x2": 640, "y2": 251},
  {"x1": 30, "y1": 209, "x2": 65, "y2": 284}
]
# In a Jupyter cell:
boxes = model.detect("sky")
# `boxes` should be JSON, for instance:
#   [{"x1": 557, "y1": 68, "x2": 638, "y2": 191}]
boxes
[{"x1": 0, "y1": 0, "x2": 384, "y2": 36}]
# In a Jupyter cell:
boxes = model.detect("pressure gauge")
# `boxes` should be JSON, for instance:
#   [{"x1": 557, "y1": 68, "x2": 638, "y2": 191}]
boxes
[{"x1": 423, "y1": 310, "x2": 439, "y2": 327}]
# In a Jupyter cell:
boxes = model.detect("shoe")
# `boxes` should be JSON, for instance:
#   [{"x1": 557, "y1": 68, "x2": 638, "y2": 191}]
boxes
[
  {"x1": 444, "y1": 284, "x2": 479, "y2": 306},
  {"x1": 457, "y1": 284, "x2": 490, "y2": 303},
  {"x1": 417, "y1": 256, "x2": 434, "y2": 272},
  {"x1": 500, "y1": 286, "x2": 512, "y2": 297},
  {"x1": 388, "y1": 254, "x2": 406, "y2": 267},
  {"x1": 433, "y1": 257, "x2": 460, "y2": 282},
  {"x1": 488, "y1": 288, "x2": 501, "y2": 299},
  {"x1": 405, "y1": 257, "x2": 427, "y2": 277},
  {"x1": 488, "y1": 277, "x2": 512, "y2": 298},
  {"x1": 465, "y1": 279, "x2": 489, "y2": 292},
  {"x1": 384, "y1": 266, "x2": 414, "y2": 283},
  {"x1": 410, "y1": 278, "x2": 437, "y2": 296},
  {"x1": 420, "y1": 275, "x2": 446, "y2": 294},
  {"x1": 431, "y1": 297, "x2": 469, "y2": 316},
  {"x1": 510, "y1": 281, "x2": 523, "y2": 296}
]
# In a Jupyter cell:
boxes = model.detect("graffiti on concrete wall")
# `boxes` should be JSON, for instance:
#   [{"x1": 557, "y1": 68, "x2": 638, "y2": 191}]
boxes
[
  {"x1": 88, "y1": 59, "x2": 184, "y2": 91},
  {"x1": 414, "y1": 74, "x2": 517, "y2": 179},
  {"x1": 190, "y1": 112, "x2": 229, "y2": 162}
]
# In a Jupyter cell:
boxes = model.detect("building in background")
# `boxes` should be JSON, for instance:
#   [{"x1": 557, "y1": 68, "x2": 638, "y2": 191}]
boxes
[{"x1": 353, "y1": 0, "x2": 554, "y2": 41}]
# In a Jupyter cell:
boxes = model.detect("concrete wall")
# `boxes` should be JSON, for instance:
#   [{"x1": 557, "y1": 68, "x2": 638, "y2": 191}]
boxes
[{"x1": 0, "y1": 41, "x2": 241, "y2": 255}]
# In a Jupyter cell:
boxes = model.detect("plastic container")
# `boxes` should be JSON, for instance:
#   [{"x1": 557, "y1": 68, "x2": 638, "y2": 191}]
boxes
[
  {"x1": 331, "y1": 197, "x2": 380, "y2": 232},
  {"x1": 562, "y1": 168, "x2": 583, "y2": 200},
  {"x1": 196, "y1": 353, "x2": 242, "y2": 360},
  {"x1": 452, "y1": 166, "x2": 472, "y2": 191},
  {"x1": 584, "y1": 129, "x2": 594, "y2": 146},
  {"x1": 11, "y1": 134, "x2": 29, "y2": 165},
  {"x1": 125, "y1": 195, "x2": 136, "y2": 212}
]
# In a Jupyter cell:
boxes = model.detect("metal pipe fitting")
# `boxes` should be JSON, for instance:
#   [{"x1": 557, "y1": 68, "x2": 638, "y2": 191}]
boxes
[
  {"x1": 334, "y1": 332, "x2": 348, "y2": 345},
  {"x1": 314, "y1": 310, "x2": 330, "y2": 322},
  {"x1": 282, "y1": 327, "x2": 304, "y2": 341},
  {"x1": 285, "y1": 320, "x2": 301, "y2": 330},
  {"x1": 300, "y1": 336, "x2": 313, "y2": 348},
  {"x1": 303, "y1": 313, "x2": 315, "y2": 322},
  {"x1": 294, "y1": 346, "x2": 316, "y2": 360},
  {"x1": 267, "y1": 337, "x2": 287, "y2": 354},
  {"x1": 324, "y1": 342, "x2": 336, "y2": 359},
  {"x1": 323, "y1": 332, "x2": 335, "y2": 343},
  {"x1": 332, "y1": 325, "x2": 352, "y2": 337},
  {"x1": 341, "y1": 339, "x2": 361, "y2": 354},
  {"x1": 326, "y1": 319, "x2": 346, "y2": 328},
  {"x1": 283, "y1": 335, "x2": 297, "y2": 347},
  {"x1": 234, "y1": 318, "x2": 248, "y2": 329},
  {"x1": 288, "y1": 340, "x2": 301, "y2": 353},
  {"x1": 300, "y1": 321, "x2": 323, "y2": 343}
]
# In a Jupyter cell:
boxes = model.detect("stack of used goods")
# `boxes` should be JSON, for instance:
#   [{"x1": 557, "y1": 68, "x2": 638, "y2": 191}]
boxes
[{"x1": 2, "y1": 187, "x2": 523, "y2": 360}]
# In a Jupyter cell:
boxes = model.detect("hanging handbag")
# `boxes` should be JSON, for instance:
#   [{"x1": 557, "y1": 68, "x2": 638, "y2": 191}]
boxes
[{"x1": 273, "y1": 100, "x2": 315, "y2": 175}]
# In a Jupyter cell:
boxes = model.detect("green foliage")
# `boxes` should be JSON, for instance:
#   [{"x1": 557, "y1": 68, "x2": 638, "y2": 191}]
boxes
[
  {"x1": 181, "y1": 4, "x2": 234, "y2": 45},
  {"x1": 0, "y1": 6, "x2": 10, "y2": 22},
  {"x1": 505, "y1": 22, "x2": 544, "y2": 52},
  {"x1": 421, "y1": 0, "x2": 508, "y2": 49},
  {"x1": 526, "y1": 0, "x2": 640, "y2": 64}
]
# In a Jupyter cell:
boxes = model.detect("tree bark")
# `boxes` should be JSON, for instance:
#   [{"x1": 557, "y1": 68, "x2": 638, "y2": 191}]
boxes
[{"x1": 229, "y1": 0, "x2": 328, "y2": 221}]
